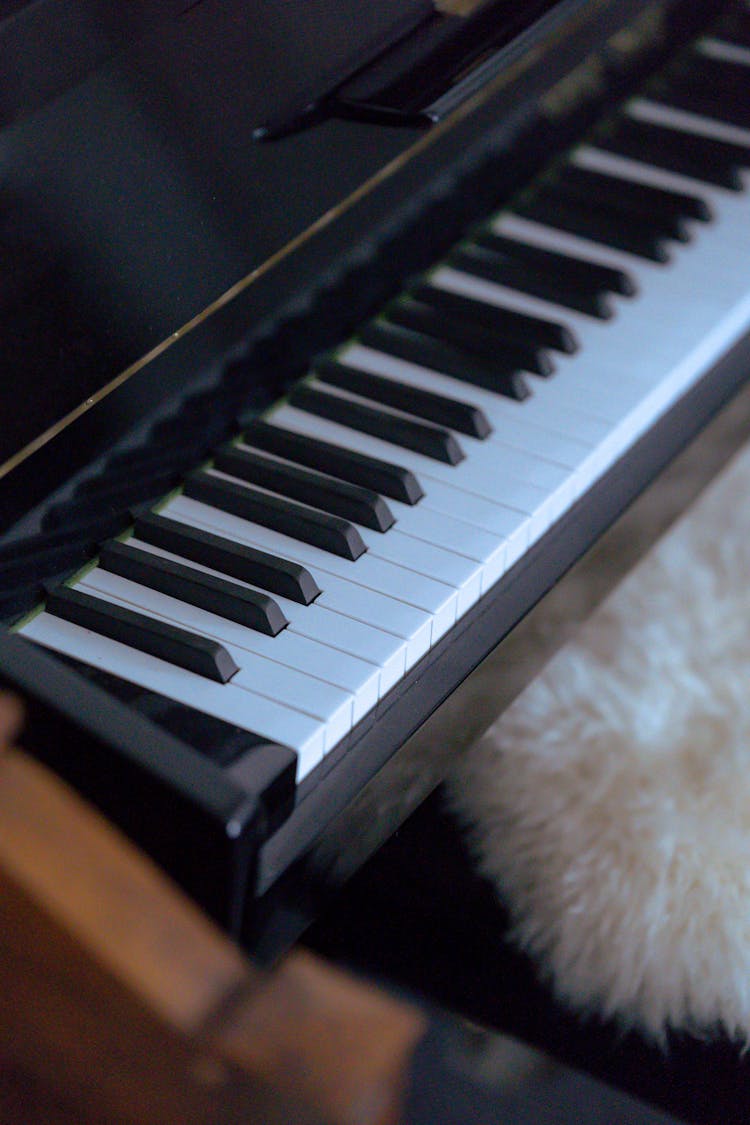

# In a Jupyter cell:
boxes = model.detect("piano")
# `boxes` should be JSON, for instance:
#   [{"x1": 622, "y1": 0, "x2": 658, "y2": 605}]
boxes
[{"x1": 2, "y1": 0, "x2": 750, "y2": 960}]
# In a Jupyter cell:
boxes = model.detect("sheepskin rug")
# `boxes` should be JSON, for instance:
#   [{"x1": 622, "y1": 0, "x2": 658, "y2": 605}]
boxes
[{"x1": 447, "y1": 440, "x2": 750, "y2": 1045}]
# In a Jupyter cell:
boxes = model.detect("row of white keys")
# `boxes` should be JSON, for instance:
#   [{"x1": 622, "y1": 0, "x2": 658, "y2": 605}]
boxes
[
  {"x1": 233, "y1": 436, "x2": 531, "y2": 569},
  {"x1": 21, "y1": 505, "x2": 434, "y2": 777},
  {"x1": 21, "y1": 611, "x2": 328, "y2": 777},
  {"x1": 627, "y1": 95, "x2": 750, "y2": 150},
  {"x1": 429, "y1": 182, "x2": 750, "y2": 460},
  {"x1": 298, "y1": 379, "x2": 575, "y2": 501},
  {"x1": 266, "y1": 402, "x2": 561, "y2": 539},
  {"x1": 327, "y1": 130, "x2": 750, "y2": 521},
  {"x1": 205, "y1": 466, "x2": 483, "y2": 611},
  {"x1": 342, "y1": 340, "x2": 607, "y2": 469},
  {"x1": 161, "y1": 492, "x2": 460, "y2": 643},
  {"x1": 76, "y1": 567, "x2": 357, "y2": 751},
  {"x1": 108, "y1": 535, "x2": 412, "y2": 692},
  {"x1": 24, "y1": 81, "x2": 750, "y2": 780},
  {"x1": 215, "y1": 451, "x2": 508, "y2": 595},
  {"x1": 77, "y1": 568, "x2": 377, "y2": 736},
  {"x1": 340, "y1": 337, "x2": 623, "y2": 487},
  {"x1": 429, "y1": 254, "x2": 750, "y2": 474}
]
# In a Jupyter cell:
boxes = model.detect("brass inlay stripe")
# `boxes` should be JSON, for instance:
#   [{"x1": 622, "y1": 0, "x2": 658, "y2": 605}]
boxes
[
  {"x1": 434, "y1": 0, "x2": 488, "y2": 15},
  {"x1": 1, "y1": 0, "x2": 603, "y2": 485}
]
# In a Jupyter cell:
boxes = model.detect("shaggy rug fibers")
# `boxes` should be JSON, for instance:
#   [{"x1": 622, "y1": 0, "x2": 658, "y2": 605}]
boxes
[{"x1": 447, "y1": 440, "x2": 750, "y2": 1045}]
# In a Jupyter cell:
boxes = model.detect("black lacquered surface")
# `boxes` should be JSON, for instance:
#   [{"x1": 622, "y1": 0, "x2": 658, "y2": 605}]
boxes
[{"x1": 0, "y1": 0, "x2": 430, "y2": 472}]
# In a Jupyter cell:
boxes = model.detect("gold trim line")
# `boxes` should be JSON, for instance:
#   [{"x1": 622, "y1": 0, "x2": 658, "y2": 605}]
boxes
[{"x1": 1, "y1": 0, "x2": 602, "y2": 484}]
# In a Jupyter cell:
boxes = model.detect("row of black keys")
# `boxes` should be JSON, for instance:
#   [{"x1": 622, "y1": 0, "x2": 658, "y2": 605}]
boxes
[
  {"x1": 18, "y1": 84, "x2": 750, "y2": 572},
  {"x1": 29, "y1": 82, "x2": 750, "y2": 682},
  {"x1": 40, "y1": 241, "x2": 608, "y2": 682}
]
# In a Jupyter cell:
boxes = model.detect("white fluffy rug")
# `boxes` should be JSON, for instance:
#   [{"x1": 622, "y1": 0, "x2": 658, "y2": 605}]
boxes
[{"x1": 448, "y1": 441, "x2": 750, "y2": 1045}]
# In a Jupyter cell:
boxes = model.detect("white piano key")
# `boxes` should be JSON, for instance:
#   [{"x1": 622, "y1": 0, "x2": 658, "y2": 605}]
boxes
[
  {"x1": 78, "y1": 567, "x2": 379, "y2": 728},
  {"x1": 572, "y1": 142, "x2": 727, "y2": 202},
  {"x1": 75, "y1": 572, "x2": 355, "y2": 747},
  {"x1": 348, "y1": 526, "x2": 483, "y2": 610},
  {"x1": 404, "y1": 477, "x2": 530, "y2": 568},
  {"x1": 161, "y1": 493, "x2": 459, "y2": 642},
  {"x1": 21, "y1": 612, "x2": 326, "y2": 778},
  {"x1": 386, "y1": 500, "x2": 509, "y2": 590},
  {"x1": 312, "y1": 578, "x2": 431, "y2": 667}
]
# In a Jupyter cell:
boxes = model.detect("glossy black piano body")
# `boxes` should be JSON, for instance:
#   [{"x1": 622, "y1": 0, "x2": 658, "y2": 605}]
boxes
[{"x1": 1, "y1": 0, "x2": 749, "y2": 958}]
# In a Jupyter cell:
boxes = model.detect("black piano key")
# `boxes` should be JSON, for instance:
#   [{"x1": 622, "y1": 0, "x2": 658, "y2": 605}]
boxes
[
  {"x1": 133, "y1": 512, "x2": 320, "y2": 605},
  {"x1": 450, "y1": 245, "x2": 614, "y2": 320},
  {"x1": 653, "y1": 52, "x2": 750, "y2": 132},
  {"x1": 359, "y1": 320, "x2": 531, "y2": 400},
  {"x1": 555, "y1": 162, "x2": 713, "y2": 226},
  {"x1": 656, "y1": 78, "x2": 750, "y2": 135},
  {"x1": 314, "y1": 358, "x2": 492, "y2": 439},
  {"x1": 715, "y1": 10, "x2": 750, "y2": 50},
  {"x1": 288, "y1": 382, "x2": 466, "y2": 466},
  {"x1": 184, "y1": 470, "x2": 367, "y2": 562},
  {"x1": 385, "y1": 299, "x2": 556, "y2": 377},
  {"x1": 595, "y1": 115, "x2": 748, "y2": 191},
  {"x1": 512, "y1": 186, "x2": 672, "y2": 261},
  {"x1": 99, "y1": 540, "x2": 288, "y2": 636},
  {"x1": 45, "y1": 586, "x2": 239, "y2": 684},
  {"x1": 238, "y1": 420, "x2": 424, "y2": 506},
  {"x1": 213, "y1": 443, "x2": 395, "y2": 532},
  {"x1": 49, "y1": 652, "x2": 297, "y2": 827},
  {"x1": 550, "y1": 170, "x2": 690, "y2": 244},
  {"x1": 410, "y1": 282, "x2": 579, "y2": 354},
  {"x1": 474, "y1": 230, "x2": 638, "y2": 297}
]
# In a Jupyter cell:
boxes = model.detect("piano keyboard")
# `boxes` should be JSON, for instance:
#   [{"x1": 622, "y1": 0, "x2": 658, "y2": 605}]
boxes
[{"x1": 17, "y1": 22, "x2": 750, "y2": 794}]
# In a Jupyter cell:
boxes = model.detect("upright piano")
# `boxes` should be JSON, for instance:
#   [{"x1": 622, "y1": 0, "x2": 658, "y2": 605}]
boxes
[{"x1": 2, "y1": 0, "x2": 750, "y2": 961}]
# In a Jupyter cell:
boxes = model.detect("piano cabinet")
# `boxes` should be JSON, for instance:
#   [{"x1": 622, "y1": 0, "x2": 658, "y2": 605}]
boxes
[{"x1": 2, "y1": 3, "x2": 750, "y2": 1119}]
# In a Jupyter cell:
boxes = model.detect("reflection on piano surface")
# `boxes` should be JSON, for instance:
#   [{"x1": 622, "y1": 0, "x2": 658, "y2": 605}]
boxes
[{"x1": 1, "y1": 0, "x2": 750, "y2": 961}]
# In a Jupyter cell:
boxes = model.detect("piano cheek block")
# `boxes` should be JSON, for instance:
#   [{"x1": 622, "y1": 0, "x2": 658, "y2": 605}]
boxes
[{"x1": 227, "y1": 742, "x2": 298, "y2": 833}]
